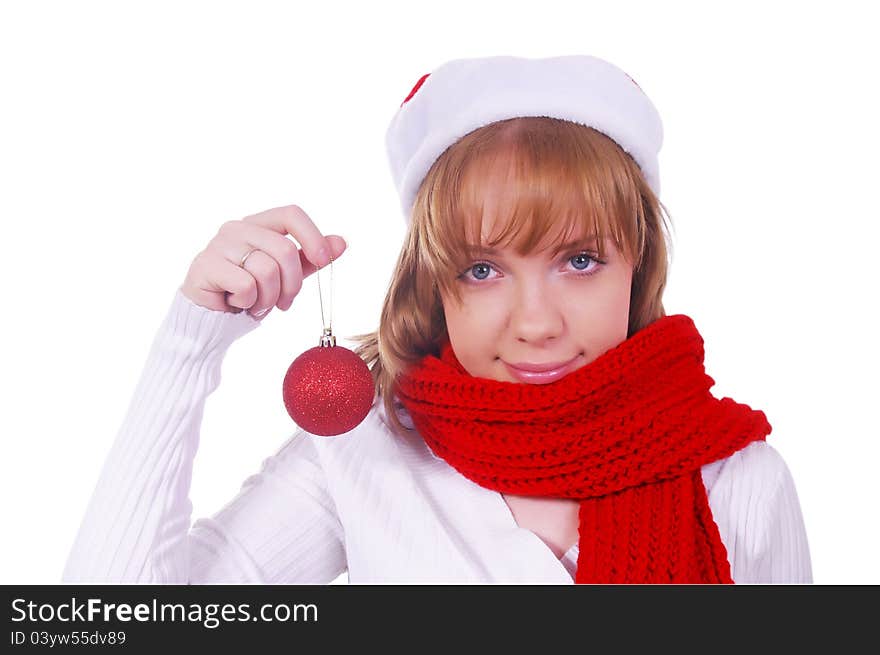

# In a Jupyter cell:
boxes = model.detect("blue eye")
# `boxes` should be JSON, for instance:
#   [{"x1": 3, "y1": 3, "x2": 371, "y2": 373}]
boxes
[
  {"x1": 468, "y1": 262, "x2": 492, "y2": 281},
  {"x1": 570, "y1": 253, "x2": 593, "y2": 271},
  {"x1": 458, "y1": 251, "x2": 605, "y2": 283}
]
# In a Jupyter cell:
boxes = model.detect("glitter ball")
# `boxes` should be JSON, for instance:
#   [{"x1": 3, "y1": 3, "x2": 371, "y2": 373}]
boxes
[{"x1": 282, "y1": 345, "x2": 375, "y2": 436}]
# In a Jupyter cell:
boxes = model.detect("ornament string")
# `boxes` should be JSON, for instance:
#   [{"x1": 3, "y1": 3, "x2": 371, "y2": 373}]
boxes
[{"x1": 316, "y1": 255, "x2": 335, "y2": 347}]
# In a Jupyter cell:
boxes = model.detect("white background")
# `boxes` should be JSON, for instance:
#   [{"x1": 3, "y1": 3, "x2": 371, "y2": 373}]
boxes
[{"x1": 1, "y1": 0, "x2": 877, "y2": 585}]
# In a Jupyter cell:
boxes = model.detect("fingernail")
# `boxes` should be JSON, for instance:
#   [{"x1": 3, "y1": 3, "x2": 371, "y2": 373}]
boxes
[{"x1": 255, "y1": 308, "x2": 269, "y2": 317}]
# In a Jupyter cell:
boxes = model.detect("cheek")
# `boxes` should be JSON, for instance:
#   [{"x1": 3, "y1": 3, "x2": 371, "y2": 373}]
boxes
[
  {"x1": 442, "y1": 303, "x2": 486, "y2": 351},
  {"x1": 569, "y1": 276, "x2": 632, "y2": 335},
  {"x1": 443, "y1": 309, "x2": 504, "y2": 369},
  {"x1": 446, "y1": 293, "x2": 505, "y2": 326},
  {"x1": 570, "y1": 281, "x2": 629, "y2": 314}
]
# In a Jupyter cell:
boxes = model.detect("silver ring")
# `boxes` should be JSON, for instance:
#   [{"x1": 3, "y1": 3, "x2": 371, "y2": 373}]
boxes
[{"x1": 239, "y1": 248, "x2": 259, "y2": 268}]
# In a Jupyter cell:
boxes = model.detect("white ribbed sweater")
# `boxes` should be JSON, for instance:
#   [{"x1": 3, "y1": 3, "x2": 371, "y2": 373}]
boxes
[{"x1": 61, "y1": 288, "x2": 813, "y2": 584}]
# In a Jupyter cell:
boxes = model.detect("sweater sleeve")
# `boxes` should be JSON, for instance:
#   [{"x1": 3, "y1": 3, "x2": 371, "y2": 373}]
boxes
[
  {"x1": 187, "y1": 430, "x2": 347, "y2": 584},
  {"x1": 752, "y1": 449, "x2": 813, "y2": 583},
  {"x1": 711, "y1": 440, "x2": 813, "y2": 584},
  {"x1": 61, "y1": 287, "x2": 346, "y2": 584}
]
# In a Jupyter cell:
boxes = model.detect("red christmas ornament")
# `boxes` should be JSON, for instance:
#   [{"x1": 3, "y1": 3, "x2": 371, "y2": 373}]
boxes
[
  {"x1": 282, "y1": 328, "x2": 375, "y2": 436},
  {"x1": 281, "y1": 252, "x2": 375, "y2": 436}
]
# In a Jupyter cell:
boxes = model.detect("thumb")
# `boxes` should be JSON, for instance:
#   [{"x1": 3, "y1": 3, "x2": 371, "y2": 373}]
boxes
[{"x1": 325, "y1": 235, "x2": 348, "y2": 260}]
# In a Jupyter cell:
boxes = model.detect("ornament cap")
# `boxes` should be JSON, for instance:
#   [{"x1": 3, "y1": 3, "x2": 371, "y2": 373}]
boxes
[{"x1": 319, "y1": 327, "x2": 336, "y2": 348}]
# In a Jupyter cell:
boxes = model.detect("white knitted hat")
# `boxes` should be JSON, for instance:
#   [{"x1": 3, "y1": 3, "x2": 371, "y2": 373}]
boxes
[{"x1": 384, "y1": 54, "x2": 664, "y2": 224}]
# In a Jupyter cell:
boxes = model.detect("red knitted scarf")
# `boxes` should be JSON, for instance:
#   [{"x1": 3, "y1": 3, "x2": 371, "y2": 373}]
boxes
[{"x1": 394, "y1": 314, "x2": 772, "y2": 584}]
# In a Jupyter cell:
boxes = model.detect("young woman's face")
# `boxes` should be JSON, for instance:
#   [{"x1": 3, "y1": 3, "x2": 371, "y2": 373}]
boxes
[{"x1": 440, "y1": 218, "x2": 634, "y2": 385}]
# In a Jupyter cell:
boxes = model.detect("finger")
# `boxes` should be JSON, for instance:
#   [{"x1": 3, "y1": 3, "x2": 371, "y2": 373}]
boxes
[
  {"x1": 223, "y1": 231, "x2": 349, "y2": 313},
  {"x1": 241, "y1": 202, "x2": 331, "y2": 272},
  {"x1": 239, "y1": 249, "x2": 281, "y2": 317},
  {"x1": 215, "y1": 223, "x2": 304, "y2": 311},
  {"x1": 199, "y1": 249, "x2": 259, "y2": 311}
]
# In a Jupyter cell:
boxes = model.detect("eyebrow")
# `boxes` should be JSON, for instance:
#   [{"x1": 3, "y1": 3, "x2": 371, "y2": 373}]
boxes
[{"x1": 468, "y1": 235, "x2": 601, "y2": 255}]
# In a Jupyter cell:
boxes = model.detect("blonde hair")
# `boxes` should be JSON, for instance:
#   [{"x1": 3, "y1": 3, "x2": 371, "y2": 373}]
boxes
[{"x1": 347, "y1": 116, "x2": 675, "y2": 438}]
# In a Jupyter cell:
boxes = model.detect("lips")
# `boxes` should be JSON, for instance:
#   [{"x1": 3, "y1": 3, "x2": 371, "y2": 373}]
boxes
[
  {"x1": 503, "y1": 355, "x2": 581, "y2": 384},
  {"x1": 507, "y1": 358, "x2": 577, "y2": 372}
]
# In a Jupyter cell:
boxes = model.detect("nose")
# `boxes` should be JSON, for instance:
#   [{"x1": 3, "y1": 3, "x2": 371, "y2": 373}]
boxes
[{"x1": 509, "y1": 281, "x2": 564, "y2": 344}]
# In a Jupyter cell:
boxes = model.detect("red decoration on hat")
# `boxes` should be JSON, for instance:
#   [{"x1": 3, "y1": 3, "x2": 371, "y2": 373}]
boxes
[{"x1": 401, "y1": 73, "x2": 430, "y2": 107}]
